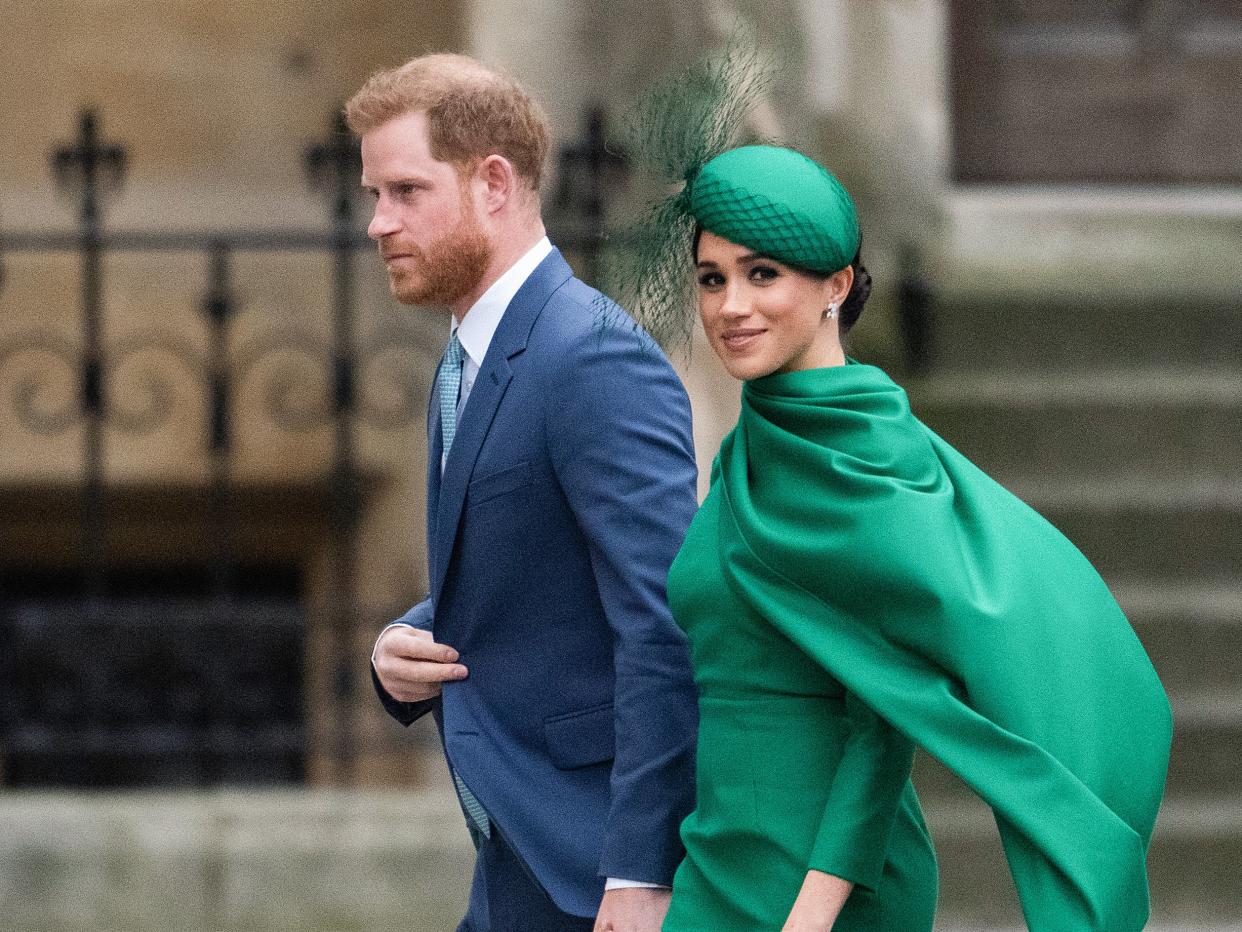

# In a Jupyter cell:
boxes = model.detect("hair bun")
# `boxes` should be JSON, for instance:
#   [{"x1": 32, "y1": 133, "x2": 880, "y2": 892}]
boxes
[{"x1": 840, "y1": 259, "x2": 871, "y2": 334}]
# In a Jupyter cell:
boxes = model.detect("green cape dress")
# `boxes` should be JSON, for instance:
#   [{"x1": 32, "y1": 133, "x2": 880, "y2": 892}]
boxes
[{"x1": 663, "y1": 361, "x2": 1171, "y2": 931}]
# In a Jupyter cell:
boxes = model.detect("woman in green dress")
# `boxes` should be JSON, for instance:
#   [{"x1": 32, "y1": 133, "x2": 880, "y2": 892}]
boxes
[{"x1": 652, "y1": 145, "x2": 1173, "y2": 932}]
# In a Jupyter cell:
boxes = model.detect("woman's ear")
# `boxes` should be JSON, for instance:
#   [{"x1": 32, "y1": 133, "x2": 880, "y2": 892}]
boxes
[{"x1": 825, "y1": 265, "x2": 854, "y2": 307}]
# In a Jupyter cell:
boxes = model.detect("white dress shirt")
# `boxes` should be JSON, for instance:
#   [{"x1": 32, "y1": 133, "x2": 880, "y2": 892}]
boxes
[{"x1": 374, "y1": 235, "x2": 662, "y2": 892}]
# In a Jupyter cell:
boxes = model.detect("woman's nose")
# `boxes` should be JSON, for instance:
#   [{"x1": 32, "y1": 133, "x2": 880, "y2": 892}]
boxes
[{"x1": 719, "y1": 284, "x2": 750, "y2": 317}]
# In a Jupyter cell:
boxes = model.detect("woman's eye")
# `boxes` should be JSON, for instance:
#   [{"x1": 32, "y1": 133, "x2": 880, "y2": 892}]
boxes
[
  {"x1": 697, "y1": 272, "x2": 724, "y2": 288},
  {"x1": 749, "y1": 265, "x2": 779, "y2": 282}
]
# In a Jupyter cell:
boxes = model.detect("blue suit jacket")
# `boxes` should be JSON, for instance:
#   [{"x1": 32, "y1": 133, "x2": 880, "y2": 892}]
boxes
[{"x1": 374, "y1": 248, "x2": 699, "y2": 917}]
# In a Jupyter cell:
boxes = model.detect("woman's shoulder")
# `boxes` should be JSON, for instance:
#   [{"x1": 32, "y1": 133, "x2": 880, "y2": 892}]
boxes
[{"x1": 739, "y1": 362, "x2": 933, "y2": 475}]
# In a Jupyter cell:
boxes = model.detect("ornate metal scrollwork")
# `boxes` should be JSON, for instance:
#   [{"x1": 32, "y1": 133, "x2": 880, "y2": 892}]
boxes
[
  {"x1": 232, "y1": 329, "x2": 336, "y2": 433},
  {"x1": 0, "y1": 329, "x2": 213, "y2": 438},
  {"x1": 0, "y1": 324, "x2": 440, "y2": 440},
  {"x1": 0, "y1": 331, "x2": 82, "y2": 435},
  {"x1": 105, "y1": 330, "x2": 208, "y2": 435},
  {"x1": 355, "y1": 325, "x2": 441, "y2": 429}
]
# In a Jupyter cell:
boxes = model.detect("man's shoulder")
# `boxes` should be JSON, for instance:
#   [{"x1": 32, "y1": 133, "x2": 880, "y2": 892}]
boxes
[
  {"x1": 531, "y1": 274, "x2": 658, "y2": 359},
  {"x1": 538, "y1": 272, "x2": 617, "y2": 326}
]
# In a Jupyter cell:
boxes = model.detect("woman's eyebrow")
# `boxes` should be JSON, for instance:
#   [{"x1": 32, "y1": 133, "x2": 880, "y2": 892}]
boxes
[{"x1": 697, "y1": 253, "x2": 769, "y2": 269}]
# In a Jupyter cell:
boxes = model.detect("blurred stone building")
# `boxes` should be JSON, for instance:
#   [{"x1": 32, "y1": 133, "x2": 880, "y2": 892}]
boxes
[{"x1": 1, "y1": 1, "x2": 1239, "y2": 929}]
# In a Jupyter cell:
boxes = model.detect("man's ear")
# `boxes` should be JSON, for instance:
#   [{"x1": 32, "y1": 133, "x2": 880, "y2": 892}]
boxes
[{"x1": 476, "y1": 154, "x2": 517, "y2": 213}]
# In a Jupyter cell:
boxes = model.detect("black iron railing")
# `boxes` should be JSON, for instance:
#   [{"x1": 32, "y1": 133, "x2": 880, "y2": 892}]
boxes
[{"x1": 0, "y1": 106, "x2": 622, "y2": 788}]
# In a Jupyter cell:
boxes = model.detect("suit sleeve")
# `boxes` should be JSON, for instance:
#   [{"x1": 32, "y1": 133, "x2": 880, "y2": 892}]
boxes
[
  {"x1": 371, "y1": 596, "x2": 440, "y2": 726},
  {"x1": 546, "y1": 322, "x2": 700, "y2": 886},
  {"x1": 806, "y1": 689, "x2": 915, "y2": 891}
]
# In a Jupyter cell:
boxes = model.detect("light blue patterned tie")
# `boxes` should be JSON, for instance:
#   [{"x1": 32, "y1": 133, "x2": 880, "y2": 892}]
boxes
[
  {"x1": 452, "y1": 766, "x2": 490, "y2": 839},
  {"x1": 439, "y1": 332, "x2": 465, "y2": 459},
  {"x1": 437, "y1": 332, "x2": 490, "y2": 838}
]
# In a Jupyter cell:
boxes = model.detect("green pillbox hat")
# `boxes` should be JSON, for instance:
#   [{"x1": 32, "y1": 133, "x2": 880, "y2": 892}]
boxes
[{"x1": 688, "y1": 145, "x2": 860, "y2": 275}]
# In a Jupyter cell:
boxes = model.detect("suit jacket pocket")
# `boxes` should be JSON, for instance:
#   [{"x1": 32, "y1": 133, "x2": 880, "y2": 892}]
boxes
[
  {"x1": 543, "y1": 701, "x2": 615, "y2": 770},
  {"x1": 468, "y1": 460, "x2": 533, "y2": 506}
]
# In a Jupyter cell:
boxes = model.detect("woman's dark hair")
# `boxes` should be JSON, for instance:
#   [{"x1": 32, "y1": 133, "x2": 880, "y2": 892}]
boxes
[
  {"x1": 838, "y1": 246, "x2": 871, "y2": 336},
  {"x1": 692, "y1": 227, "x2": 873, "y2": 335}
]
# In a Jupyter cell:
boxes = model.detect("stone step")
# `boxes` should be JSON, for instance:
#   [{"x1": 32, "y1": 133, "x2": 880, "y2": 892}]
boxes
[
  {"x1": 0, "y1": 789, "x2": 474, "y2": 932},
  {"x1": 913, "y1": 689, "x2": 1242, "y2": 801},
  {"x1": 926, "y1": 296, "x2": 1242, "y2": 373},
  {"x1": 913, "y1": 581, "x2": 1242, "y2": 801},
  {"x1": 925, "y1": 796, "x2": 1242, "y2": 926},
  {"x1": 1007, "y1": 478, "x2": 1242, "y2": 580},
  {"x1": 1120, "y1": 581, "x2": 1242, "y2": 694},
  {"x1": 909, "y1": 369, "x2": 1242, "y2": 479},
  {"x1": 1, "y1": 789, "x2": 1236, "y2": 929}
]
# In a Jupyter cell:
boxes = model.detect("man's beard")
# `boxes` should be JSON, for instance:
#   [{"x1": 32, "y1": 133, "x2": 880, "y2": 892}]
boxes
[{"x1": 384, "y1": 209, "x2": 494, "y2": 307}]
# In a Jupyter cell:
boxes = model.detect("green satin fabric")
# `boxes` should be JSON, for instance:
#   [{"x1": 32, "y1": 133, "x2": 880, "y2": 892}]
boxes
[
  {"x1": 667, "y1": 360, "x2": 1171, "y2": 931},
  {"x1": 663, "y1": 485, "x2": 938, "y2": 931}
]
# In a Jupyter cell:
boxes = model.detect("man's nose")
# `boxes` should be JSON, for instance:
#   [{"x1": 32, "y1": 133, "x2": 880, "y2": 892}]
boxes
[{"x1": 367, "y1": 199, "x2": 400, "y2": 241}]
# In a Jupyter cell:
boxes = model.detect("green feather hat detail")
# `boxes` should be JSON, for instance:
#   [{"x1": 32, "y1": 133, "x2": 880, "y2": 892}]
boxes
[
  {"x1": 604, "y1": 42, "x2": 860, "y2": 349},
  {"x1": 599, "y1": 38, "x2": 772, "y2": 350}
]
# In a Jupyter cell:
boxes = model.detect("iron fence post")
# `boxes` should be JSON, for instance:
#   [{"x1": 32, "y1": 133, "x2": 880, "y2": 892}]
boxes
[
  {"x1": 306, "y1": 110, "x2": 363, "y2": 784},
  {"x1": 53, "y1": 109, "x2": 127, "y2": 605},
  {"x1": 202, "y1": 240, "x2": 236, "y2": 606},
  {"x1": 554, "y1": 106, "x2": 627, "y2": 286}
]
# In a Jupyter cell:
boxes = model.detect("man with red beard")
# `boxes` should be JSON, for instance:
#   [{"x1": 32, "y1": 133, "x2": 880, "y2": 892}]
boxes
[{"x1": 347, "y1": 54, "x2": 698, "y2": 932}]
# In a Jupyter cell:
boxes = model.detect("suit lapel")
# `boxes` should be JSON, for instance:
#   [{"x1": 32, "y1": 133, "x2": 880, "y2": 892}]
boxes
[
  {"x1": 429, "y1": 249, "x2": 573, "y2": 606},
  {"x1": 426, "y1": 359, "x2": 445, "y2": 591}
]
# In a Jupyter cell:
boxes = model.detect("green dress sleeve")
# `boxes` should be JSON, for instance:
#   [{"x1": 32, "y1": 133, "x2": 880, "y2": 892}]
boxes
[
  {"x1": 806, "y1": 690, "x2": 917, "y2": 891},
  {"x1": 717, "y1": 362, "x2": 1172, "y2": 932}
]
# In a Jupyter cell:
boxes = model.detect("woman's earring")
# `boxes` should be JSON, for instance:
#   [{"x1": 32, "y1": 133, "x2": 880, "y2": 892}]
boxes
[{"x1": 824, "y1": 303, "x2": 839, "y2": 320}]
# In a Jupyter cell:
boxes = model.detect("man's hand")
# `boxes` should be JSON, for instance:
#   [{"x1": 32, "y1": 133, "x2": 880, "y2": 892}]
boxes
[
  {"x1": 593, "y1": 886, "x2": 671, "y2": 932},
  {"x1": 372, "y1": 626, "x2": 467, "y2": 703}
]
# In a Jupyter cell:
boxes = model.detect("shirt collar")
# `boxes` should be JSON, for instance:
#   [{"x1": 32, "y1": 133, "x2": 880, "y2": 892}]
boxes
[{"x1": 451, "y1": 236, "x2": 553, "y2": 368}]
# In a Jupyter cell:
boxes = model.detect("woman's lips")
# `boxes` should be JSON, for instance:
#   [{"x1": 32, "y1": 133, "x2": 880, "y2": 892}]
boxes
[{"x1": 720, "y1": 329, "x2": 765, "y2": 352}]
